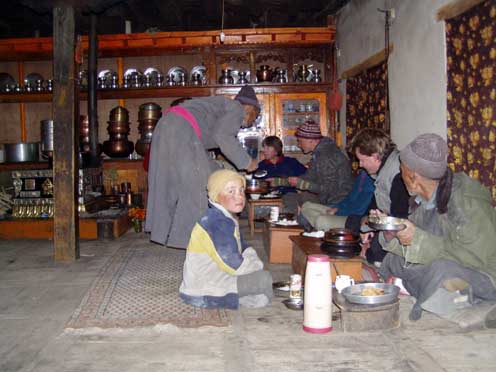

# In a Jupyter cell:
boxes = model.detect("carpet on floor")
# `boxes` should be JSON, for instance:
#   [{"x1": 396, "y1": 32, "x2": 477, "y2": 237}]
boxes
[{"x1": 66, "y1": 243, "x2": 231, "y2": 329}]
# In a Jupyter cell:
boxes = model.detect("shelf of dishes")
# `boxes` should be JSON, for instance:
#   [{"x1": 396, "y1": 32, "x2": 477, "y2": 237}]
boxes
[
  {"x1": 0, "y1": 84, "x2": 332, "y2": 103},
  {"x1": 0, "y1": 63, "x2": 326, "y2": 95}
]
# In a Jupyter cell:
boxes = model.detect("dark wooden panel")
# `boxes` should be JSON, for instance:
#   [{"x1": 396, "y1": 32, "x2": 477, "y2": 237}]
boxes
[{"x1": 52, "y1": 5, "x2": 79, "y2": 261}]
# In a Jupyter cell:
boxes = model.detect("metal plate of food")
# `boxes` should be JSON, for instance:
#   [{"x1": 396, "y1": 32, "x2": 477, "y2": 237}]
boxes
[
  {"x1": 368, "y1": 216, "x2": 407, "y2": 231},
  {"x1": 341, "y1": 283, "x2": 399, "y2": 305}
]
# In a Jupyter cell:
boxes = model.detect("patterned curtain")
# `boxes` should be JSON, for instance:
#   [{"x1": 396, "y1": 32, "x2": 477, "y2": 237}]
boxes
[
  {"x1": 346, "y1": 61, "x2": 388, "y2": 170},
  {"x1": 446, "y1": 0, "x2": 496, "y2": 202},
  {"x1": 346, "y1": 61, "x2": 388, "y2": 145}
]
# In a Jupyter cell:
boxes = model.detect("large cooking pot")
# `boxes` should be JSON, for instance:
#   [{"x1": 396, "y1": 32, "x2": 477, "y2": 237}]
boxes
[
  {"x1": 321, "y1": 228, "x2": 361, "y2": 258},
  {"x1": 4, "y1": 142, "x2": 40, "y2": 162}
]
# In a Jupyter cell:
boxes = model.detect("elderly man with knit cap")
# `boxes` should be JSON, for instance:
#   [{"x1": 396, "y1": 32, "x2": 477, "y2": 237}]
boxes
[
  {"x1": 378, "y1": 134, "x2": 496, "y2": 326},
  {"x1": 270, "y1": 119, "x2": 353, "y2": 211},
  {"x1": 180, "y1": 169, "x2": 273, "y2": 309},
  {"x1": 146, "y1": 86, "x2": 260, "y2": 249}
]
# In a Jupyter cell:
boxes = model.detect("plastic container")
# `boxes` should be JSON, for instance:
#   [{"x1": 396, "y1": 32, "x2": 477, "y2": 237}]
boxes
[{"x1": 303, "y1": 254, "x2": 332, "y2": 333}]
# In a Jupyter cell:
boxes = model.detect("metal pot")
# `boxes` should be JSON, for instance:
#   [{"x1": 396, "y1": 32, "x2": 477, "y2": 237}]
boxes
[
  {"x1": 109, "y1": 106, "x2": 129, "y2": 122},
  {"x1": 138, "y1": 102, "x2": 162, "y2": 120},
  {"x1": 102, "y1": 140, "x2": 134, "y2": 158},
  {"x1": 321, "y1": 228, "x2": 360, "y2": 258},
  {"x1": 256, "y1": 65, "x2": 273, "y2": 82},
  {"x1": 245, "y1": 179, "x2": 269, "y2": 194},
  {"x1": 324, "y1": 228, "x2": 359, "y2": 244},
  {"x1": 4, "y1": 142, "x2": 40, "y2": 162}
]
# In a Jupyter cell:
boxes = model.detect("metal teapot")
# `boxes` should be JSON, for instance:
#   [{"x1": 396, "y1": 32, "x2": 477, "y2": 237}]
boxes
[
  {"x1": 275, "y1": 69, "x2": 287, "y2": 83},
  {"x1": 256, "y1": 65, "x2": 273, "y2": 82},
  {"x1": 218, "y1": 69, "x2": 234, "y2": 84},
  {"x1": 295, "y1": 64, "x2": 311, "y2": 82}
]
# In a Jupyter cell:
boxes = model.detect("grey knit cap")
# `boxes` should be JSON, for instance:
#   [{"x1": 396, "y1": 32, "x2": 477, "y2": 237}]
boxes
[
  {"x1": 400, "y1": 133, "x2": 448, "y2": 179},
  {"x1": 234, "y1": 85, "x2": 260, "y2": 111}
]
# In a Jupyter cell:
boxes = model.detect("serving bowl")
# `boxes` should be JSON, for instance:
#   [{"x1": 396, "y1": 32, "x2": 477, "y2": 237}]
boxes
[{"x1": 341, "y1": 283, "x2": 400, "y2": 305}]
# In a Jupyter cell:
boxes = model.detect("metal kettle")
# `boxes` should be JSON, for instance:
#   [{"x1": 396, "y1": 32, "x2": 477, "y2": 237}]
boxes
[{"x1": 256, "y1": 65, "x2": 273, "y2": 82}]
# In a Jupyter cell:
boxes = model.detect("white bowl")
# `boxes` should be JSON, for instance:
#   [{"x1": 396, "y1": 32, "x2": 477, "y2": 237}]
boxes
[{"x1": 250, "y1": 193, "x2": 261, "y2": 200}]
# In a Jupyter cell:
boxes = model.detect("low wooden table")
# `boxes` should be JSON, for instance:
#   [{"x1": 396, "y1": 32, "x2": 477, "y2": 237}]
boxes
[
  {"x1": 246, "y1": 197, "x2": 284, "y2": 237},
  {"x1": 263, "y1": 221, "x2": 304, "y2": 264},
  {"x1": 290, "y1": 235, "x2": 363, "y2": 282}
]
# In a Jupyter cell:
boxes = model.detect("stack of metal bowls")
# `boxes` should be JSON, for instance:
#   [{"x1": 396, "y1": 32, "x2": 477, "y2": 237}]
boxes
[
  {"x1": 79, "y1": 115, "x2": 90, "y2": 153},
  {"x1": 135, "y1": 102, "x2": 161, "y2": 156},
  {"x1": 103, "y1": 106, "x2": 134, "y2": 158}
]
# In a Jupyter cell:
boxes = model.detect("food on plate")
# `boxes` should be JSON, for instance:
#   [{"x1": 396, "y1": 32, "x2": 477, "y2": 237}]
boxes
[{"x1": 361, "y1": 287, "x2": 385, "y2": 296}]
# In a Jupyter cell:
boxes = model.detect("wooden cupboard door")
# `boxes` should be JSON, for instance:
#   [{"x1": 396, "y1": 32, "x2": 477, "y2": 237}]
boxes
[{"x1": 274, "y1": 93, "x2": 328, "y2": 153}]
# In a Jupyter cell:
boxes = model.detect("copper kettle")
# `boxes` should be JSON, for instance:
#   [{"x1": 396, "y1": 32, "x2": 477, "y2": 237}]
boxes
[{"x1": 256, "y1": 65, "x2": 273, "y2": 82}]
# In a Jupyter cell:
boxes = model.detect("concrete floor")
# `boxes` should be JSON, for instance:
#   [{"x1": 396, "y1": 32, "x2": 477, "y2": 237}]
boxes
[{"x1": 1, "y1": 221, "x2": 496, "y2": 372}]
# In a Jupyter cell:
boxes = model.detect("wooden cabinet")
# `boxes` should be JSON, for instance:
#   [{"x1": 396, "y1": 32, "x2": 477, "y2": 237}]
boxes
[
  {"x1": 0, "y1": 27, "x2": 337, "y2": 186},
  {"x1": 274, "y1": 92, "x2": 328, "y2": 152}
]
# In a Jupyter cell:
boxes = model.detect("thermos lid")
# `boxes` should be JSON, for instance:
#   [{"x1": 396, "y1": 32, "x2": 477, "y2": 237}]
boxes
[{"x1": 307, "y1": 254, "x2": 329, "y2": 262}]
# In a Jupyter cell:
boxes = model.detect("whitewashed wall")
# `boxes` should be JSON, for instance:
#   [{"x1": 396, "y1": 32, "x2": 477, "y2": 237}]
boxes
[{"x1": 336, "y1": 0, "x2": 454, "y2": 149}]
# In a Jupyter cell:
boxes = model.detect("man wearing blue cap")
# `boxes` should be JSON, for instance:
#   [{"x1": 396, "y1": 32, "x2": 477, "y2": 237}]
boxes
[{"x1": 146, "y1": 86, "x2": 260, "y2": 249}]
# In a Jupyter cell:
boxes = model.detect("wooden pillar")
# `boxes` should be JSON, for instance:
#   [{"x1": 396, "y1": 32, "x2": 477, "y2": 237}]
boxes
[{"x1": 53, "y1": 5, "x2": 79, "y2": 261}]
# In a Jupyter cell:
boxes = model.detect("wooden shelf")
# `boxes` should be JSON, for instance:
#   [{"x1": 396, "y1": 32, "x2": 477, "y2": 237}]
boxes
[
  {"x1": 0, "y1": 159, "x2": 145, "y2": 172},
  {"x1": 0, "y1": 83, "x2": 332, "y2": 103},
  {"x1": 283, "y1": 111, "x2": 320, "y2": 116},
  {"x1": 0, "y1": 92, "x2": 52, "y2": 103},
  {"x1": 0, "y1": 161, "x2": 50, "y2": 171}
]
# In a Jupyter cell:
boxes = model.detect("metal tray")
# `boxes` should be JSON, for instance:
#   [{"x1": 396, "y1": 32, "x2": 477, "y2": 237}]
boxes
[
  {"x1": 341, "y1": 283, "x2": 399, "y2": 305},
  {"x1": 368, "y1": 216, "x2": 407, "y2": 231}
]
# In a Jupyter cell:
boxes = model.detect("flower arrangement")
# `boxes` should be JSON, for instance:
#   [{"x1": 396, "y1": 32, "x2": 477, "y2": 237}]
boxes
[{"x1": 128, "y1": 207, "x2": 146, "y2": 232}]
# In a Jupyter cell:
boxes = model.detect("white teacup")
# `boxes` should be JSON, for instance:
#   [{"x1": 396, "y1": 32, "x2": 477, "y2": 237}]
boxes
[{"x1": 335, "y1": 275, "x2": 355, "y2": 293}]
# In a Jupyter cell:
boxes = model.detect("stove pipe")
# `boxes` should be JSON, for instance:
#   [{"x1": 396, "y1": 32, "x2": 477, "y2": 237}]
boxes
[{"x1": 87, "y1": 13, "x2": 99, "y2": 166}]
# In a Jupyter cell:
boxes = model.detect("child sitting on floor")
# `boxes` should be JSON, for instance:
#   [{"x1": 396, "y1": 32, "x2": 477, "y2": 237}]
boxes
[{"x1": 179, "y1": 169, "x2": 273, "y2": 309}]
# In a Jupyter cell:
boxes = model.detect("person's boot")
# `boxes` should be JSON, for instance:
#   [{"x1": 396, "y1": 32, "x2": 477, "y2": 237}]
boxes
[{"x1": 409, "y1": 302, "x2": 423, "y2": 321}]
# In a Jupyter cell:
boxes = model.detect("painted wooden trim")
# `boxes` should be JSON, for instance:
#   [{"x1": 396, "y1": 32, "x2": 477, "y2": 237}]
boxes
[
  {"x1": 436, "y1": 0, "x2": 486, "y2": 21},
  {"x1": 340, "y1": 45, "x2": 394, "y2": 80},
  {"x1": 0, "y1": 27, "x2": 336, "y2": 60}
]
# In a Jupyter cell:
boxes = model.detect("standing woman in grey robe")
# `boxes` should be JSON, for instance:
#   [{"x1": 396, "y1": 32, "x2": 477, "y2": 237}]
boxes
[{"x1": 146, "y1": 86, "x2": 260, "y2": 248}]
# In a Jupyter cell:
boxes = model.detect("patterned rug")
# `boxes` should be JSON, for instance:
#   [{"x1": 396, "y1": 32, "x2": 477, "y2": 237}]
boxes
[{"x1": 66, "y1": 244, "x2": 231, "y2": 329}]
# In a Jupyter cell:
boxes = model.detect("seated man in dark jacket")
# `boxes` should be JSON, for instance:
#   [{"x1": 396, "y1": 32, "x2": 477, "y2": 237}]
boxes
[{"x1": 269, "y1": 120, "x2": 353, "y2": 210}]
